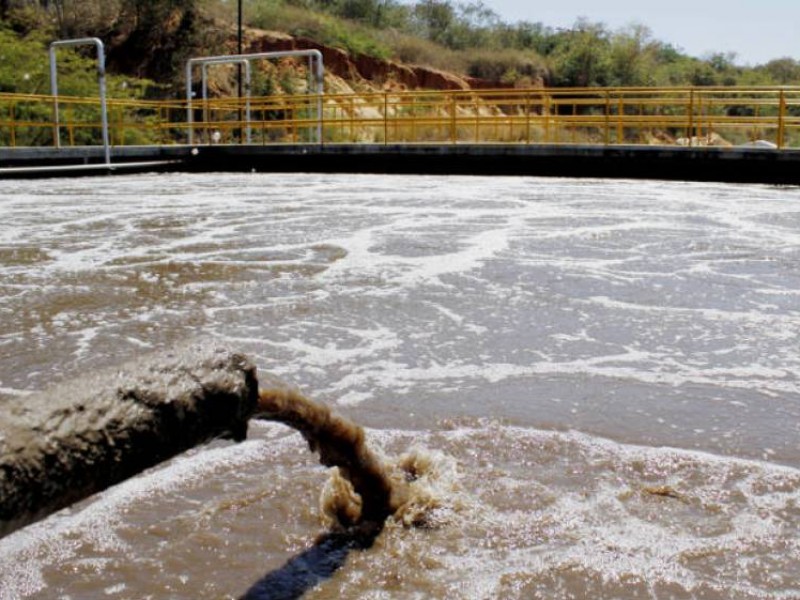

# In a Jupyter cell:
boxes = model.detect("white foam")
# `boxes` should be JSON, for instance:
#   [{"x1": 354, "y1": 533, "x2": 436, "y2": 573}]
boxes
[
  {"x1": 313, "y1": 350, "x2": 798, "y2": 400},
  {"x1": 0, "y1": 435, "x2": 295, "y2": 599},
  {"x1": 393, "y1": 425, "x2": 800, "y2": 598},
  {"x1": 2, "y1": 172, "x2": 800, "y2": 596},
  {"x1": 0, "y1": 386, "x2": 34, "y2": 397}
]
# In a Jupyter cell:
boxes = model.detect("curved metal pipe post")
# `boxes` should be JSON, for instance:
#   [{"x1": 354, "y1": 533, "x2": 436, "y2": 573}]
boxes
[
  {"x1": 186, "y1": 50, "x2": 324, "y2": 145},
  {"x1": 315, "y1": 52, "x2": 324, "y2": 143},
  {"x1": 49, "y1": 37, "x2": 111, "y2": 165},
  {"x1": 200, "y1": 58, "x2": 252, "y2": 144}
]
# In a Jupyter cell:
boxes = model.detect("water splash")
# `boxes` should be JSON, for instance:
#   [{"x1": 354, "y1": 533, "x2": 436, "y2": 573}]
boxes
[
  {"x1": 243, "y1": 381, "x2": 455, "y2": 600},
  {"x1": 255, "y1": 381, "x2": 409, "y2": 527}
]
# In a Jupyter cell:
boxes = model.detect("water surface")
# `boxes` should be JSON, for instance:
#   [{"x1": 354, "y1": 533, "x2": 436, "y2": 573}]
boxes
[{"x1": 1, "y1": 173, "x2": 799, "y2": 598}]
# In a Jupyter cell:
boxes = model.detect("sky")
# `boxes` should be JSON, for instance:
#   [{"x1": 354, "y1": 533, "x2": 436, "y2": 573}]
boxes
[{"x1": 479, "y1": 0, "x2": 799, "y2": 66}]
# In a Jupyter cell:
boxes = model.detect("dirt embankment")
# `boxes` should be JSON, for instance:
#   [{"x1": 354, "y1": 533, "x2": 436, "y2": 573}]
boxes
[
  {"x1": 103, "y1": 6, "x2": 521, "y2": 95},
  {"x1": 243, "y1": 30, "x2": 505, "y2": 92}
]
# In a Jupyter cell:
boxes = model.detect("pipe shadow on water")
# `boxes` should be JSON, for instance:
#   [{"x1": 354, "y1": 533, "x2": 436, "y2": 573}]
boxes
[{"x1": 239, "y1": 524, "x2": 382, "y2": 600}]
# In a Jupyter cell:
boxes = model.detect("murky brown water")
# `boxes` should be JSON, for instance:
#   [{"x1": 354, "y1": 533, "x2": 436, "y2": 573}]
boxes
[{"x1": 1, "y1": 173, "x2": 799, "y2": 599}]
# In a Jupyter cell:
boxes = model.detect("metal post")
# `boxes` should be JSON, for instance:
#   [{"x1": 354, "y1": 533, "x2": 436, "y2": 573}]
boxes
[
  {"x1": 10, "y1": 101, "x2": 16, "y2": 147},
  {"x1": 201, "y1": 63, "x2": 209, "y2": 142},
  {"x1": 450, "y1": 93, "x2": 457, "y2": 143},
  {"x1": 49, "y1": 37, "x2": 110, "y2": 165},
  {"x1": 526, "y1": 93, "x2": 532, "y2": 144},
  {"x1": 474, "y1": 96, "x2": 479, "y2": 143},
  {"x1": 200, "y1": 58, "x2": 252, "y2": 144},
  {"x1": 237, "y1": 0, "x2": 243, "y2": 140},
  {"x1": 49, "y1": 50, "x2": 58, "y2": 147},
  {"x1": 244, "y1": 63, "x2": 252, "y2": 144},
  {"x1": 186, "y1": 60, "x2": 194, "y2": 145},
  {"x1": 186, "y1": 50, "x2": 323, "y2": 147},
  {"x1": 314, "y1": 52, "x2": 323, "y2": 144},
  {"x1": 544, "y1": 94, "x2": 551, "y2": 143},
  {"x1": 778, "y1": 90, "x2": 786, "y2": 149}
]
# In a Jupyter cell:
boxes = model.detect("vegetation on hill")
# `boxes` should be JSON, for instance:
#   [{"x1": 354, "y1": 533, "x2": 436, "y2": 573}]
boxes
[
  {"x1": 0, "y1": 0, "x2": 798, "y2": 96},
  {"x1": 245, "y1": 0, "x2": 800, "y2": 88}
]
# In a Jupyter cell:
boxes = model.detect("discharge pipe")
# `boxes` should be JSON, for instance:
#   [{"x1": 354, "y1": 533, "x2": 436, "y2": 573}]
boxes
[{"x1": 0, "y1": 346, "x2": 258, "y2": 538}]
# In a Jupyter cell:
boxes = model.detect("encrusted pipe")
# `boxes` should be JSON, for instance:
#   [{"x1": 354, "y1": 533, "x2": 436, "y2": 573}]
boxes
[{"x1": 0, "y1": 346, "x2": 258, "y2": 538}]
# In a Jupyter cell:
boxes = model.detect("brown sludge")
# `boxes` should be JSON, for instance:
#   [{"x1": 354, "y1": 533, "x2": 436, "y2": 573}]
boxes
[
  {"x1": 0, "y1": 344, "x2": 413, "y2": 547},
  {"x1": 255, "y1": 381, "x2": 408, "y2": 527},
  {"x1": 0, "y1": 346, "x2": 259, "y2": 539}
]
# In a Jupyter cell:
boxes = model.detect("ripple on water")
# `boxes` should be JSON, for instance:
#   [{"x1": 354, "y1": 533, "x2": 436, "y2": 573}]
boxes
[
  {"x1": 3, "y1": 422, "x2": 797, "y2": 599},
  {"x1": 0, "y1": 173, "x2": 799, "y2": 598}
]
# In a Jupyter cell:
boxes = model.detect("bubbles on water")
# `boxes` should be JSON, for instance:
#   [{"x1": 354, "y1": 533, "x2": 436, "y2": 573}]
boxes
[
  {"x1": 312, "y1": 422, "x2": 800, "y2": 599},
  {"x1": 0, "y1": 418, "x2": 798, "y2": 599},
  {"x1": 2, "y1": 173, "x2": 800, "y2": 598},
  {"x1": 389, "y1": 447, "x2": 462, "y2": 529}
]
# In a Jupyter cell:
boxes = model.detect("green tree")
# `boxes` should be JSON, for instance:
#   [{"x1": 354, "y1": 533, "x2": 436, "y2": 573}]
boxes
[
  {"x1": 412, "y1": 0, "x2": 455, "y2": 46},
  {"x1": 761, "y1": 58, "x2": 800, "y2": 84},
  {"x1": 548, "y1": 20, "x2": 612, "y2": 87},
  {"x1": 607, "y1": 24, "x2": 659, "y2": 86}
]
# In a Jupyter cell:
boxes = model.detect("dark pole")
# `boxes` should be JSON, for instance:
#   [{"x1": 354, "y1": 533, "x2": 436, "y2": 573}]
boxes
[
  {"x1": 237, "y1": 0, "x2": 243, "y2": 139},
  {"x1": 237, "y1": 0, "x2": 243, "y2": 57}
]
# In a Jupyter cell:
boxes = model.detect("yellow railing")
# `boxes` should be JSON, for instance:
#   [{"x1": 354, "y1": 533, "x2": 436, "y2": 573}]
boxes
[{"x1": 2, "y1": 86, "x2": 800, "y2": 149}]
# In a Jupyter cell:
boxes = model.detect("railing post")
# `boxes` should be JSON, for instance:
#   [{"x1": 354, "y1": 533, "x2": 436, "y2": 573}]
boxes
[
  {"x1": 778, "y1": 89, "x2": 786, "y2": 149},
  {"x1": 244, "y1": 61, "x2": 252, "y2": 144},
  {"x1": 688, "y1": 89, "x2": 695, "y2": 146},
  {"x1": 526, "y1": 93, "x2": 531, "y2": 144},
  {"x1": 544, "y1": 94, "x2": 551, "y2": 142},
  {"x1": 10, "y1": 101, "x2": 16, "y2": 148},
  {"x1": 411, "y1": 95, "x2": 416, "y2": 142},
  {"x1": 753, "y1": 101, "x2": 759, "y2": 143},
  {"x1": 116, "y1": 103, "x2": 123, "y2": 146},
  {"x1": 317, "y1": 92, "x2": 325, "y2": 146},
  {"x1": 571, "y1": 101, "x2": 577, "y2": 144},
  {"x1": 158, "y1": 105, "x2": 165, "y2": 146},
  {"x1": 350, "y1": 95, "x2": 355, "y2": 142},
  {"x1": 700, "y1": 91, "x2": 708, "y2": 144},
  {"x1": 383, "y1": 92, "x2": 388, "y2": 145},
  {"x1": 67, "y1": 107, "x2": 75, "y2": 146},
  {"x1": 474, "y1": 96, "x2": 479, "y2": 142},
  {"x1": 186, "y1": 60, "x2": 194, "y2": 145},
  {"x1": 604, "y1": 91, "x2": 610, "y2": 145},
  {"x1": 450, "y1": 93, "x2": 457, "y2": 144}
]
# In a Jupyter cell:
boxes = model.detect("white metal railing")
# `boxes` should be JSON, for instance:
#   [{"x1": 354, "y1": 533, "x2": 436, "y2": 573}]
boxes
[
  {"x1": 49, "y1": 37, "x2": 110, "y2": 165},
  {"x1": 185, "y1": 49, "x2": 324, "y2": 145}
]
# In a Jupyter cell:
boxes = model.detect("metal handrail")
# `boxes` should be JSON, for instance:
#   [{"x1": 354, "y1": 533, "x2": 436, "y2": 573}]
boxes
[{"x1": 2, "y1": 86, "x2": 800, "y2": 150}]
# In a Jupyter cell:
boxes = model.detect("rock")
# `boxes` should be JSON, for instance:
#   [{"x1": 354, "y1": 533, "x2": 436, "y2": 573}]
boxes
[
  {"x1": 675, "y1": 132, "x2": 732, "y2": 147},
  {"x1": 0, "y1": 345, "x2": 258, "y2": 538}
]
